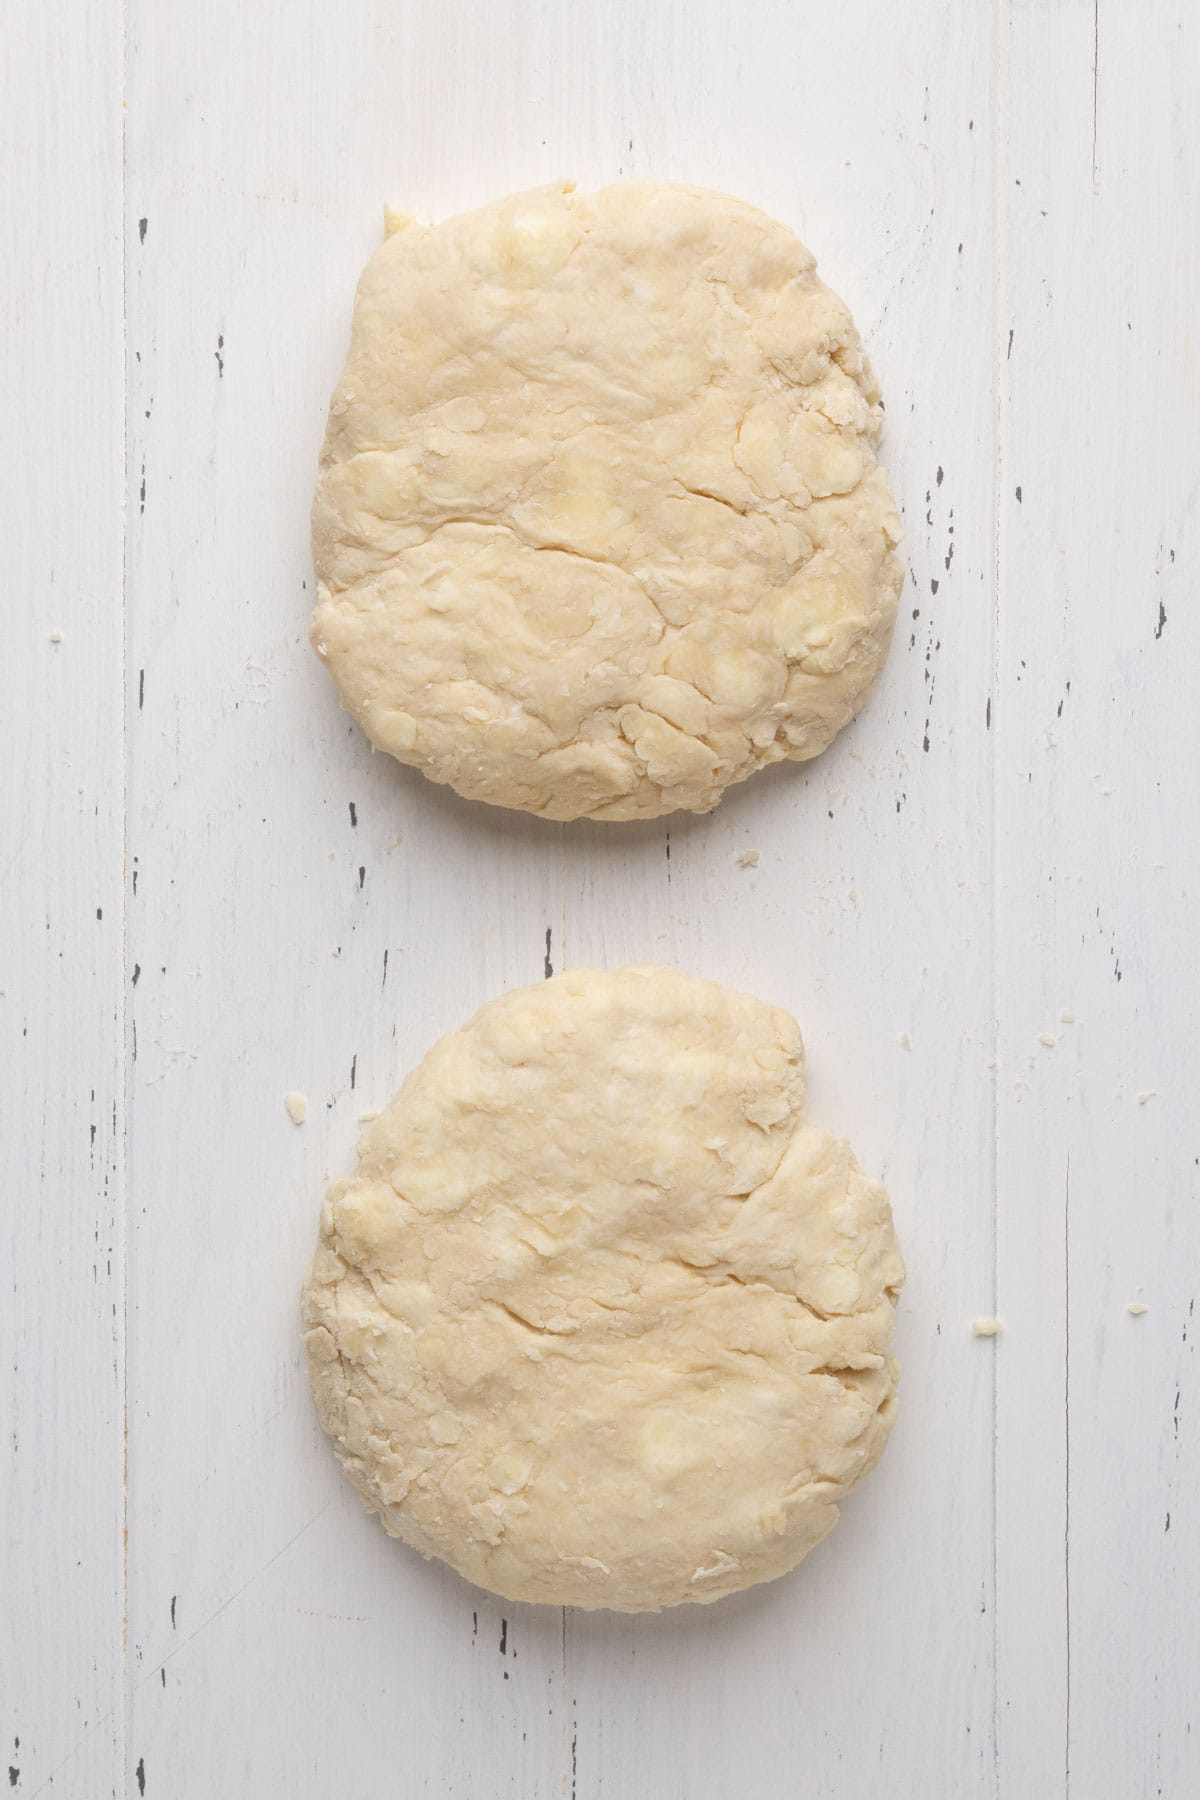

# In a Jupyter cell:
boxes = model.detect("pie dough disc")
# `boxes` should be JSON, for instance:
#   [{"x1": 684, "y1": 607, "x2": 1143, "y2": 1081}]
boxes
[
  {"x1": 302, "y1": 966, "x2": 905, "y2": 1611},
  {"x1": 311, "y1": 181, "x2": 903, "y2": 821}
]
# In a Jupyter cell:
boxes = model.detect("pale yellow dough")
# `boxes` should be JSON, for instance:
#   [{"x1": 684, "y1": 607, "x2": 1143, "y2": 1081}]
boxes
[
  {"x1": 311, "y1": 181, "x2": 903, "y2": 821},
  {"x1": 302, "y1": 966, "x2": 904, "y2": 1611}
]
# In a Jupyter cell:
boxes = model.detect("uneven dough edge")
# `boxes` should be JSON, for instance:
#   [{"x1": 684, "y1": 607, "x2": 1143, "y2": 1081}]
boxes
[
  {"x1": 310, "y1": 181, "x2": 903, "y2": 822},
  {"x1": 301, "y1": 966, "x2": 904, "y2": 1610}
]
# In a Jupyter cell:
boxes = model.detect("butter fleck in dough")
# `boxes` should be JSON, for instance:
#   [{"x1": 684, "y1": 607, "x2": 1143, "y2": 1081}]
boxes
[
  {"x1": 311, "y1": 181, "x2": 903, "y2": 821},
  {"x1": 302, "y1": 966, "x2": 905, "y2": 1611}
]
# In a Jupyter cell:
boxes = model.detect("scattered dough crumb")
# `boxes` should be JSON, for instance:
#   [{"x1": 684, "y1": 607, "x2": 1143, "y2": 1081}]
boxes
[
  {"x1": 898, "y1": 1033, "x2": 911, "y2": 1051},
  {"x1": 358, "y1": 1109, "x2": 379, "y2": 1122},
  {"x1": 972, "y1": 1317, "x2": 1002, "y2": 1337},
  {"x1": 1038, "y1": 1032, "x2": 1056, "y2": 1047},
  {"x1": 383, "y1": 204, "x2": 420, "y2": 237},
  {"x1": 1126, "y1": 1302, "x2": 1148, "y2": 1317},
  {"x1": 285, "y1": 1091, "x2": 308, "y2": 1125},
  {"x1": 1136, "y1": 1091, "x2": 1157, "y2": 1106},
  {"x1": 1060, "y1": 1010, "x2": 1076, "y2": 1024},
  {"x1": 49, "y1": 628, "x2": 64, "y2": 644},
  {"x1": 736, "y1": 850, "x2": 760, "y2": 869}
]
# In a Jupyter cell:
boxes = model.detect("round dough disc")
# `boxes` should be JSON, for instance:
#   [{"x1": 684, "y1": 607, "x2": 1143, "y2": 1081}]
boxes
[
  {"x1": 311, "y1": 181, "x2": 903, "y2": 821},
  {"x1": 302, "y1": 966, "x2": 905, "y2": 1611}
]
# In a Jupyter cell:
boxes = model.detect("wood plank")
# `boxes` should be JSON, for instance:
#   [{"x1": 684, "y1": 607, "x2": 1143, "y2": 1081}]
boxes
[
  {"x1": 565, "y1": 3, "x2": 1001, "y2": 1792},
  {"x1": 996, "y1": 2, "x2": 1200, "y2": 1792},
  {"x1": 121, "y1": 3, "x2": 574, "y2": 1790},
  {"x1": 46, "y1": 0, "x2": 1199, "y2": 1792},
  {"x1": 0, "y1": 3, "x2": 126, "y2": 1794},
  {"x1": 118, "y1": 0, "x2": 1009, "y2": 1790}
]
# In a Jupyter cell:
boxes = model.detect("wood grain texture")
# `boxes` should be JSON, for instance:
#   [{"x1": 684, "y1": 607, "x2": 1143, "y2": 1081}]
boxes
[
  {"x1": 996, "y1": 5, "x2": 1200, "y2": 1793},
  {"x1": 3, "y1": 0, "x2": 1197, "y2": 1794},
  {"x1": 1, "y1": 3, "x2": 127, "y2": 1797}
]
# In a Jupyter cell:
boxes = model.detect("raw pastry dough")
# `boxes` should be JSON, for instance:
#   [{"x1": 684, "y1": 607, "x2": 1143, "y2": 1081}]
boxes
[
  {"x1": 311, "y1": 181, "x2": 902, "y2": 820},
  {"x1": 302, "y1": 966, "x2": 904, "y2": 1610}
]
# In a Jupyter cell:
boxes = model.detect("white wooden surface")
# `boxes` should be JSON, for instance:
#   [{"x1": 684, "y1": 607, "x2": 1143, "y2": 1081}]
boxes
[{"x1": 4, "y1": 0, "x2": 1198, "y2": 1793}]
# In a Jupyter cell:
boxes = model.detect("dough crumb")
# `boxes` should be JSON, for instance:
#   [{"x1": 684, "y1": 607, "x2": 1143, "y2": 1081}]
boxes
[
  {"x1": 898, "y1": 1033, "x2": 911, "y2": 1051},
  {"x1": 383, "y1": 205, "x2": 420, "y2": 237},
  {"x1": 1060, "y1": 1010, "x2": 1076, "y2": 1024},
  {"x1": 1136, "y1": 1090, "x2": 1157, "y2": 1106},
  {"x1": 972, "y1": 1317, "x2": 1002, "y2": 1338},
  {"x1": 736, "y1": 850, "x2": 760, "y2": 869},
  {"x1": 1038, "y1": 1032, "x2": 1056, "y2": 1047},
  {"x1": 285, "y1": 1091, "x2": 308, "y2": 1125},
  {"x1": 49, "y1": 628, "x2": 64, "y2": 644},
  {"x1": 358, "y1": 1109, "x2": 379, "y2": 1122},
  {"x1": 1126, "y1": 1302, "x2": 1148, "y2": 1317}
]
